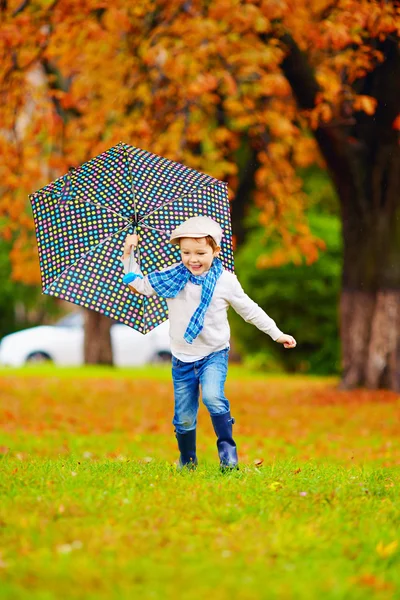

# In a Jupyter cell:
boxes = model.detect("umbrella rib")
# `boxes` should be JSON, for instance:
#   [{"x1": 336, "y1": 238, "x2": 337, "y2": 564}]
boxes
[
  {"x1": 43, "y1": 222, "x2": 132, "y2": 294},
  {"x1": 123, "y1": 145, "x2": 142, "y2": 269},
  {"x1": 124, "y1": 145, "x2": 138, "y2": 222},
  {"x1": 33, "y1": 186, "x2": 132, "y2": 223},
  {"x1": 67, "y1": 197, "x2": 131, "y2": 223},
  {"x1": 138, "y1": 181, "x2": 226, "y2": 222},
  {"x1": 139, "y1": 296, "x2": 150, "y2": 334},
  {"x1": 140, "y1": 223, "x2": 169, "y2": 234},
  {"x1": 139, "y1": 295, "x2": 162, "y2": 334}
]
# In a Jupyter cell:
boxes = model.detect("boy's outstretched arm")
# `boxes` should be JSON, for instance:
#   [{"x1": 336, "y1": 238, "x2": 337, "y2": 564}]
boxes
[{"x1": 228, "y1": 275, "x2": 297, "y2": 349}]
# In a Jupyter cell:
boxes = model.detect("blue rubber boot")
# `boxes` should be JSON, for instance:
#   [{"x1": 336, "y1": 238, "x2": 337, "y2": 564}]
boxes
[
  {"x1": 176, "y1": 429, "x2": 197, "y2": 470},
  {"x1": 211, "y1": 411, "x2": 239, "y2": 470}
]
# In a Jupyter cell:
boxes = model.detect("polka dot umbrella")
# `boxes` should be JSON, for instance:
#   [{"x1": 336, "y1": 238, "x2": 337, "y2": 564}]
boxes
[{"x1": 30, "y1": 142, "x2": 234, "y2": 334}]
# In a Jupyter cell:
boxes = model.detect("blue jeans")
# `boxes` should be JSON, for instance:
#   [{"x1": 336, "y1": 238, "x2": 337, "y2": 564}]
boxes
[{"x1": 172, "y1": 348, "x2": 230, "y2": 434}]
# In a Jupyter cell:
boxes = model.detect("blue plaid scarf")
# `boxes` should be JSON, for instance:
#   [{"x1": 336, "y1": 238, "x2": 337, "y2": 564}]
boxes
[{"x1": 148, "y1": 258, "x2": 224, "y2": 344}]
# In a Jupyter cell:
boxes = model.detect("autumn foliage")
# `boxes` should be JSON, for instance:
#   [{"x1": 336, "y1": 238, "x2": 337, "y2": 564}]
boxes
[{"x1": 1, "y1": 0, "x2": 399, "y2": 282}]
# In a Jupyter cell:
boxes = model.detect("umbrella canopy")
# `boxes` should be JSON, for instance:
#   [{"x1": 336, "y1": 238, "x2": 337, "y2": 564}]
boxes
[{"x1": 30, "y1": 143, "x2": 234, "y2": 333}]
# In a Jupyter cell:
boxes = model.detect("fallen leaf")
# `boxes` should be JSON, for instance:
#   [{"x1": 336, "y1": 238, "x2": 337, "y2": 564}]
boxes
[
  {"x1": 376, "y1": 540, "x2": 398, "y2": 558},
  {"x1": 269, "y1": 481, "x2": 283, "y2": 491}
]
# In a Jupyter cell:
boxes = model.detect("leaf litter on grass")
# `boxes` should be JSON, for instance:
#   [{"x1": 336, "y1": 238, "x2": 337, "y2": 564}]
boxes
[{"x1": 0, "y1": 368, "x2": 400, "y2": 599}]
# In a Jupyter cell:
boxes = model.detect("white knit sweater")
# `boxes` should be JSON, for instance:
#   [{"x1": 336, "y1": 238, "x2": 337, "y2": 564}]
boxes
[{"x1": 123, "y1": 258, "x2": 283, "y2": 358}]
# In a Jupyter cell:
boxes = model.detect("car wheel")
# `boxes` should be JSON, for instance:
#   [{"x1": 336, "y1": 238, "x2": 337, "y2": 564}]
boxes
[
  {"x1": 26, "y1": 351, "x2": 53, "y2": 364},
  {"x1": 152, "y1": 350, "x2": 172, "y2": 364}
]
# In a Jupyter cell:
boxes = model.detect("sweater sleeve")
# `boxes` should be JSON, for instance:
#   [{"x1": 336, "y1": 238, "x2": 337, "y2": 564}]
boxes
[
  {"x1": 121, "y1": 256, "x2": 157, "y2": 297},
  {"x1": 227, "y1": 274, "x2": 284, "y2": 341}
]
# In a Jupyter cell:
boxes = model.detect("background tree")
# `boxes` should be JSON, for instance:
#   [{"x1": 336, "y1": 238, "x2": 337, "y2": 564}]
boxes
[{"x1": 1, "y1": 0, "x2": 399, "y2": 387}]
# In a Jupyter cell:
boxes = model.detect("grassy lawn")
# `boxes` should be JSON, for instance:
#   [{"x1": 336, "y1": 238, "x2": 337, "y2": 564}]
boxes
[{"x1": 1, "y1": 366, "x2": 400, "y2": 599}]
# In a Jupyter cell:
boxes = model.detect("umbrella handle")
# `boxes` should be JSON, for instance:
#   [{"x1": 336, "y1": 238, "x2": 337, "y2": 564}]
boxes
[
  {"x1": 127, "y1": 244, "x2": 136, "y2": 273},
  {"x1": 123, "y1": 242, "x2": 141, "y2": 285}
]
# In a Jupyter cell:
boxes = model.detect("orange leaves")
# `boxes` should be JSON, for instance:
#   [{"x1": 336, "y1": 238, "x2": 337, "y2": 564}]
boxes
[
  {"x1": 187, "y1": 74, "x2": 219, "y2": 98},
  {"x1": 392, "y1": 114, "x2": 400, "y2": 131},
  {"x1": 267, "y1": 112, "x2": 299, "y2": 138},
  {"x1": 102, "y1": 6, "x2": 132, "y2": 33},
  {"x1": 308, "y1": 102, "x2": 333, "y2": 129},
  {"x1": 255, "y1": 139, "x2": 326, "y2": 269},
  {"x1": 304, "y1": 88, "x2": 378, "y2": 131},
  {"x1": 209, "y1": 1, "x2": 271, "y2": 34},
  {"x1": 353, "y1": 95, "x2": 377, "y2": 116},
  {"x1": 9, "y1": 230, "x2": 41, "y2": 284},
  {"x1": 220, "y1": 72, "x2": 237, "y2": 96},
  {"x1": 294, "y1": 138, "x2": 319, "y2": 168},
  {"x1": 0, "y1": 0, "x2": 397, "y2": 288},
  {"x1": 256, "y1": 231, "x2": 325, "y2": 269},
  {"x1": 319, "y1": 21, "x2": 354, "y2": 51},
  {"x1": 208, "y1": 0, "x2": 238, "y2": 21},
  {"x1": 260, "y1": 0, "x2": 287, "y2": 21},
  {"x1": 353, "y1": 573, "x2": 394, "y2": 593},
  {"x1": 2, "y1": 370, "x2": 400, "y2": 466},
  {"x1": 259, "y1": 73, "x2": 290, "y2": 97}
]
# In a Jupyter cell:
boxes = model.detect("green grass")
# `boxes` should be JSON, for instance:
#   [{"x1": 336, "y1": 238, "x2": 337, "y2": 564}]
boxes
[
  {"x1": 0, "y1": 363, "x2": 338, "y2": 381},
  {"x1": 1, "y1": 367, "x2": 399, "y2": 599}
]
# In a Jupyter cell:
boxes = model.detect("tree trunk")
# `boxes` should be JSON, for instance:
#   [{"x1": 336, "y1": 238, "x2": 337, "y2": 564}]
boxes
[
  {"x1": 279, "y1": 34, "x2": 400, "y2": 390},
  {"x1": 340, "y1": 287, "x2": 400, "y2": 392},
  {"x1": 231, "y1": 145, "x2": 260, "y2": 247},
  {"x1": 326, "y1": 39, "x2": 400, "y2": 391},
  {"x1": 337, "y1": 158, "x2": 400, "y2": 391},
  {"x1": 84, "y1": 310, "x2": 114, "y2": 366}
]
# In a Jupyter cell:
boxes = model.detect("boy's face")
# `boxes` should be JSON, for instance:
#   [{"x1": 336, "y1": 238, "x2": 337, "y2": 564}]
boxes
[{"x1": 179, "y1": 237, "x2": 220, "y2": 276}]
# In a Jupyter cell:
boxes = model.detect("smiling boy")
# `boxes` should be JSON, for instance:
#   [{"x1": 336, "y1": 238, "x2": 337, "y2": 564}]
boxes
[{"x1": 122, "y1": 216, "x2": 296, "y2": 469}]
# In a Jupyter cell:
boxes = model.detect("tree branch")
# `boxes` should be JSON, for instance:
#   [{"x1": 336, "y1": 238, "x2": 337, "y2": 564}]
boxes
[
  {"x1": 42, "y1": 58, "x2": 81, "y2": 121},
  {"x1": 277, "y1": 32, "x2": 321, "y2": 110},
  {"x1": 12, "y1": 0, "x2": 30, "y2": 16},
  {"x1": 271, "y1": 31, "x2": 363, "y2": 216}
]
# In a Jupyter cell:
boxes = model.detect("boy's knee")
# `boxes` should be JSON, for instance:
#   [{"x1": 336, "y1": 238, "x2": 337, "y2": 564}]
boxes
[
  {"x1": 202, "y1": 392, "x2": 229, "y2": 415},
  {"x1": 174, "y1": 414, "x2": 196, "y2": 432}
]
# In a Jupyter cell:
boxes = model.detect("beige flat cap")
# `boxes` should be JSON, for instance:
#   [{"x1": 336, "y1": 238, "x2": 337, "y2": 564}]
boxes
[{"x1": 169, "y1": 216, "x2": 223, "y2": 246}]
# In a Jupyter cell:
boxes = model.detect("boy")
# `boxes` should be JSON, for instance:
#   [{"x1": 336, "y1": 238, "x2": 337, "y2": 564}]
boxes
[{"x1": 122, "y1": 216, "x2": 296, "y2": 469}]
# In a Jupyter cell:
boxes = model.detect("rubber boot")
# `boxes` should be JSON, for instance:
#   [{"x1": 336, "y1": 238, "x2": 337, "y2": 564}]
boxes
[
  {"x1": 211, "y1": 411, "x2": 239, "y2": 469},
  {"x1": 176, "y1": 429, "x2": 197, "y2": 470}
]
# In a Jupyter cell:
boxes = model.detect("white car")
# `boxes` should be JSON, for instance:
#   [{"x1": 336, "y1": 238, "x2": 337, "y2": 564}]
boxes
[{"x1": 0, "y1": 312, "x2": 172, "y2": 367}]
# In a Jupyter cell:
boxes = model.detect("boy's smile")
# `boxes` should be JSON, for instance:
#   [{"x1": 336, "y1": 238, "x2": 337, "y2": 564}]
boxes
[{"x1": 179, "y1": 237, "x2": 220, "y2": 276}]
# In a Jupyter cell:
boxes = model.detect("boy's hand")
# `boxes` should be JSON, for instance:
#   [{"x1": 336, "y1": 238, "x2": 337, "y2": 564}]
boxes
[
  {"x1": 122, "y1": 234, "x2": 139, "y2": 260},
  {"x1": 276, "y1": 334, "x2": 297, "y2": 349}
]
